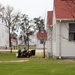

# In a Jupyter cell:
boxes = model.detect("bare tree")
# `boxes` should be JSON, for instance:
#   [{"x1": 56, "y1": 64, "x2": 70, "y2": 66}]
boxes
[
  {"x1": 0, "y1": 4, "x2": 21, "y2": 49},
  {"x1": 19, "y1": 14, "x2": 34, "y2": 50}
]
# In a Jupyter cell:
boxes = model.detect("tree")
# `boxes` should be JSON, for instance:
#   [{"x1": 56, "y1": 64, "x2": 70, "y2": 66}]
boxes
[
  {"x1": 33, "y1": 17, "x2": 45, "y2": 32},
  {"x1": 0, "y1": 4, "x2": 20, "y2": 48},
  {"x1": 19, "y1": 14, "x2": 34, "y2": 50},
  {"x1": 0, "y1": 5, "x2": 13, "y2": 47},
  {"x1": 33, "y1": 17, "x2": 46, "y2": 58},
  {"x1": 11, "y1": 32, "x2": 17, "y2": 39}
]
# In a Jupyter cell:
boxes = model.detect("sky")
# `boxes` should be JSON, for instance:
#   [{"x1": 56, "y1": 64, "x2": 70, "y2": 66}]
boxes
[{"x1": 0, "y1": 0, "x2": 53, "y2": 19}]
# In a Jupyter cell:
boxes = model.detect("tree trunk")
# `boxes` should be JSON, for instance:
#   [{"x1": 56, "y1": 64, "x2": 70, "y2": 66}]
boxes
[
  {"x1": 43, "y1": 40, "x2": 45, "y2": 58},
  {"x1": 9, "y1": 25, "x2": 11, "y2": 47},
  {"x1": 9, "y1": 23, "x2": 12, "y2": 53},
  {"x1": 27, "y1": 33, "x2": 29, "y2": 50}
]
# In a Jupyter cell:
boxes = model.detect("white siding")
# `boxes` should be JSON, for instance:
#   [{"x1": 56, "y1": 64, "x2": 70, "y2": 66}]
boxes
[
  {"x1": 47, "y1": 26, "x2": 51, "y2": 52},
  {"x1": 52, "y1": 6, "x2": 57, "y2": 56},
  {"x1": 29, "y1": 34, "x2": 37, "y2": 46},
  {"x1": 47, "y1": 25, "x2": 53, "y2": 57},
  {"x1": 0, "y1": 18, "x2": 9, "y2": 48},
  {"x1": 56, "y1": 21, "x2": 75, "y2": 58},
  {"x1": 36, "y1": 39, "x2": 47, "y2": 49},
  {"x1": 47, "y1": 2, "x2": 75, "y2": 58},
  {"x1": 56, "y1": 21, "x2": 62, "y2": 57},
  {"x1": 0, "y1": 23, "x2": 5, "y2": 46},
  {"x1": 4, "y1": 26, "x2": 9, "y2": 47}
]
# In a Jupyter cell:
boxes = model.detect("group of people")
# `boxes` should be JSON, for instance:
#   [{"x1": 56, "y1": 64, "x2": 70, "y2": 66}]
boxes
[
  {"x1": 17, "y1": 47, "x2": 28, "y2": 58},
  {"x1": 16, "y1": 47, "x2": 35, "y2": 58}
]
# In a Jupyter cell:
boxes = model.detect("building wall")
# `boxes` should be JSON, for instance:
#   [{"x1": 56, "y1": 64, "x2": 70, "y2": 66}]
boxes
[
  {"x1": 47, "y1": 25, "x2": 53, "y2": 57},
  {"x1": 56, "y1": 21, "x2": 75, "y2": 58},
  {"x1": 11, "y1": 41, "x2": 17, "y2": 46},
  {"x1": 29, "y1": 34, "x2": 37, "y2": 46},
  {"x1": 47, "y1": 2, "x2": 75, "y2": 58},
  {"x1": 36, "y1": 39, "x2": 47, "y2": 49},
  {"x1": 4, "y1": 25, "x2": 9, "y2": 47},
  {"x1": 0, "y1": 18, "x2": 9, "y2": 48},
  {"x1": 0, "y1": 23, "x2": 5, "y2": 47},
  {"x1": 52, "y1": 6, "x2": 57, "y2": 56},
  {"x1": 18, "y1": 34, "x2": 37, "y2": 46}
]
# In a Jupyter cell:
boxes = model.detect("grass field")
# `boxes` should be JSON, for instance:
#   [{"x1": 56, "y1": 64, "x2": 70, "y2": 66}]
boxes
[{"x1": 0, "y1": 52, "x2": 75, "y2": 75}]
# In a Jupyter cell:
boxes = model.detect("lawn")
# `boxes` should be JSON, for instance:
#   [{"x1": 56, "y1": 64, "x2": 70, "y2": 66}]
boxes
[{"x1": 0, "y1": 52, "x2": 75, "y2": 75}]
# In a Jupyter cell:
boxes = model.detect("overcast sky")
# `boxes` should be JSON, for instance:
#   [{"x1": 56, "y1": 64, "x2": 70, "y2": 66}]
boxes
[{"x1": 0, "y1": 0, "x2": 53, "y2": 19}]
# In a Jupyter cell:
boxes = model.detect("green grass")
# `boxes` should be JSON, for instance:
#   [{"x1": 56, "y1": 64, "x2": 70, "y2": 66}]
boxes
[{"x1": 0, "y1": 52, "x2": 75, "y2": 75}]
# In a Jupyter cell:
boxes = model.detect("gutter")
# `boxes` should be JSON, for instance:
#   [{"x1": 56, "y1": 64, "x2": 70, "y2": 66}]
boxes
[
  {"x1": 59, "y1": 20, "x2": 61, "y2": 59},
  {"x1": 57, "y1": 18, "x2": 75, "y2": 20},
  {"x1": 51, "y1": 27, "x2": 53, "y2": 57}
]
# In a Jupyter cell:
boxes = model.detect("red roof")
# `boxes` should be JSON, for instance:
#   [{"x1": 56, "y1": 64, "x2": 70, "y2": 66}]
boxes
[
  {"x1": 47, "y1": 11, "x2": 53, "y2": 25},
  {"x1": 37, "y1": 32, "x2": 47, "y2": 39},
  {"x1": 11, "y1": 38, "x2": 17, "y2": 42},
  {"x1": 54, "y1": 0, "x2": 75, "y2": 19}
]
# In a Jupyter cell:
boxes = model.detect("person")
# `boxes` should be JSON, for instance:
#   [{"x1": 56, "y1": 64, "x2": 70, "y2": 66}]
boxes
[
  {"x1": 21, "y1": 47, "x2": 27, "y2": 57},
  {"x1": 5, "y1": 45, "x2": 7, "y2": 49},
  {"x1": 18, "y1": 47, "x2": 22, "y2": 58}
]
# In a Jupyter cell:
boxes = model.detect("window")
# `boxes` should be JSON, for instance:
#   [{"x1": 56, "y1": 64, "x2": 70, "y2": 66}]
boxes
[
  {"x1": 40, "y1": 39, "x2": 44, "y2": 44},
  {"x1": 69, "y1": 23, "x2": 75, "y2": 41}
]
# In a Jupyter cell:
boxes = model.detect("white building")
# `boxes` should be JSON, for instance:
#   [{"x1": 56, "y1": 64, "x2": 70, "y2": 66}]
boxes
[
  {"x1": 11, "y1": 38, "x2": 17, "y2": 46},
  {"x1": 29, "y1": 34, "x2": 37, "y2": 46},
  {"x1": 18, "y1": 34, "x2": 37, "y2": 46},
  {"x1": 36, "y1": 31, "x2": 47, "y2": 49},
  {"x1": 0, "y1": 18, "x2": 9, "y2": 48},
  {"x1": 47, "y1": 0, "x2": 75, "y2": 58}
]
